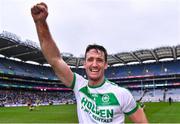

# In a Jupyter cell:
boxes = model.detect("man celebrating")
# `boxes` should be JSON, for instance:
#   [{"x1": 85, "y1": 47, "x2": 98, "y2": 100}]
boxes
[{"x1": 31, "y1": 2, "x2": 148, "y2": 123}]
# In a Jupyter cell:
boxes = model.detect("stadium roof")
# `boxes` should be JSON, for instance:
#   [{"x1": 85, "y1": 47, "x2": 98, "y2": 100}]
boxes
[{"x1": 1, "y1": 31, "x2": 180, "y2": 67}]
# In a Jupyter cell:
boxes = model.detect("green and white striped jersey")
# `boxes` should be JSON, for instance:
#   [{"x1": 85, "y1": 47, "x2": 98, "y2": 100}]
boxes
[{"x1": 71, "y1": 73, "x2": 138, "y2": 124}]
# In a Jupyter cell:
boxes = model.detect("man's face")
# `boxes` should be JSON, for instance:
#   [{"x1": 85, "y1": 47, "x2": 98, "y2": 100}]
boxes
[{"x1": 84, "y1": 49, "x2": 108, "y2": 82}]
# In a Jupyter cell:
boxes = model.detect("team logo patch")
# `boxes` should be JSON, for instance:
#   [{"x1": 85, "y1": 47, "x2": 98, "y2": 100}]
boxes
[{"x1": 102, "y1": 94, "x2": 110, "y2": 103}]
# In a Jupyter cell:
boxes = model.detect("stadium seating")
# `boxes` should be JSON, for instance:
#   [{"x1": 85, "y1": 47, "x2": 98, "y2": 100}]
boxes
[{"x1": 1, "y1": 54, "x2": 180, "y2": 104}]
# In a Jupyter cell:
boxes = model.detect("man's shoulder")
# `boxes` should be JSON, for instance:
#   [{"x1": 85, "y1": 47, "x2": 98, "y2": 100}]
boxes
[
  {"x1": 73, "y1": 73, "x2": 88, "y2": 89},
  {"x1": 74, "y1": 73, "x2": 87, "y2": 81},
  {"x1": 105, "y1": 79, "x2": 128, "y2": 91},
  {"x1": 104, "y1": 80, "x2": 134, "y2": 104}
]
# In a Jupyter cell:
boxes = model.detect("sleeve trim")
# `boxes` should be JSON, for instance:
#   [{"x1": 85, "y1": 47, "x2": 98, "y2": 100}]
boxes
[
  {"x1": 124, "y1": 103, "x2": 138, "y2": 116},
  {"x1": 68, "y1": 73, "x2": 76, "y2": 89}
]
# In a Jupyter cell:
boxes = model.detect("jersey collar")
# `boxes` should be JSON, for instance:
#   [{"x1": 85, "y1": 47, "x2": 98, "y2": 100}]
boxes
[{"x1": 88, "y1": 78, "x2": 106, "y2": 88}]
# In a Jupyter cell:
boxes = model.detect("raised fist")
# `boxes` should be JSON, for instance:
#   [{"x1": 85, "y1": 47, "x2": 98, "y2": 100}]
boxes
[{"x1": 31, "y1": 2, "x2": 48, "y2": 23}]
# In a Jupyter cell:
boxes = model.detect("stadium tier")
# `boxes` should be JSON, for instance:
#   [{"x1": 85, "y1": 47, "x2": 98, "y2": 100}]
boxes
[{"x1": 0, "y1": 31, "x2": 180, "y2": 107}]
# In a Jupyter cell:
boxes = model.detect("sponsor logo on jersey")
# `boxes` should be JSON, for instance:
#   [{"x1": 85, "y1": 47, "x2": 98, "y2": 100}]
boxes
[{"x1": 79, "y1": 86, "x2": 120, "y2": 123}]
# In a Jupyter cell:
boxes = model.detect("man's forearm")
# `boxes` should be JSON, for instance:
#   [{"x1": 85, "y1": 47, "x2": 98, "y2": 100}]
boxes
[{"x1": 35, "y1": 21, "x2": 52, "y2": 43}]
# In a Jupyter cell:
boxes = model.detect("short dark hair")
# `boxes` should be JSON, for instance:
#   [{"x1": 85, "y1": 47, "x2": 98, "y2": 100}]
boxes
[{"x1": 85, "y1": 44, "x2": 108, "y2": 62}]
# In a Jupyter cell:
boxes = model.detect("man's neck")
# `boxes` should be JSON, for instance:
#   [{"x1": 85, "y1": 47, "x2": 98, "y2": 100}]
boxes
[{"x1": 88, "y1": 77, "x2": 105, "y2": 88}]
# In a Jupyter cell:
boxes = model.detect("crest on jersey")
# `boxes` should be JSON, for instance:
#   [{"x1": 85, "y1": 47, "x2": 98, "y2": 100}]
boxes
[{"x1": 102, "y1": 94, "x2": 110, "y2": 103}]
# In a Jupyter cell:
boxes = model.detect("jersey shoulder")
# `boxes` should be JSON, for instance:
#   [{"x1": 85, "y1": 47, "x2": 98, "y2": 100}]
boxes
[{"x1": 105, "y1": 79, "x2": 129, "y2": 92}]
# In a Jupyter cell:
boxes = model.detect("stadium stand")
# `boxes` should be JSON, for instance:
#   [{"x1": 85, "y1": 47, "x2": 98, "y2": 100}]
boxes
[
  {"x1": 0, "y1": 89, "x2": 75, "y2": 107},
  {"x1": 0, "y1": 31, "x2": 180, "y2": 107}
]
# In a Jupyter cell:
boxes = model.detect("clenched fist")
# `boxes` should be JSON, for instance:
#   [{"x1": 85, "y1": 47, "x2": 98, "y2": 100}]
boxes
[{"x1": 31, "y1": 2, "x2": 48, "y2": 23}]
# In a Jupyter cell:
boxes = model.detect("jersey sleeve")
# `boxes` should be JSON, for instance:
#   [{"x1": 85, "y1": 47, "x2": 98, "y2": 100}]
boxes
[
  {"x1": 69, "y1": 73, "x2": 88, "y2": 93},
  {"x1": 120, "y1": 88, "x2": 138, "y2": 116}
]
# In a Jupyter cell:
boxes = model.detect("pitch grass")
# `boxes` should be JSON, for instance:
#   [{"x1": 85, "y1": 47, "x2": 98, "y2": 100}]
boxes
[
  {"x1": 0, "y1": 102, "x2": 180, "y2": 123},
  {"x1": 125, "y1": 102, "x2": 180, "y2": 123}
]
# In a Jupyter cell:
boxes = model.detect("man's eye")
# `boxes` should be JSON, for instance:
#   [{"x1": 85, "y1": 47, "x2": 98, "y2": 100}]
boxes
[
  {"x1": 97, "y1": 59, "x2": 103, "y2": 62},
  {"x1": 87, "y1": 58, "x2": 93, "y2": 62}
]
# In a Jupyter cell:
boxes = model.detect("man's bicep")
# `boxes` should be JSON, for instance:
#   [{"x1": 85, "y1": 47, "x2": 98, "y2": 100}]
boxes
[{"x1": 51, "y1": 58, "x2": 74, "y2": 87}]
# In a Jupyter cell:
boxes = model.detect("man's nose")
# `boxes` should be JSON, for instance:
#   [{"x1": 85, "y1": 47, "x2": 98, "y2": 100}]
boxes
[{"x1": 92, "y1": 60, "x2": 98, "y2": 66}]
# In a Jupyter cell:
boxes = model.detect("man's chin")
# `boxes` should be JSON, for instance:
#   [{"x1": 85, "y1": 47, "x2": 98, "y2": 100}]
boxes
[{"x1": 89, "y1": 76, "x2": 100, "y2": 82}]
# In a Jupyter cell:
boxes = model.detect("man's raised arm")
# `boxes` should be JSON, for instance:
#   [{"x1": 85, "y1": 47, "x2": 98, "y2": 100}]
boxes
[{"x1": 31, "y1": 2, "x2": 74, "y2": 87}]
